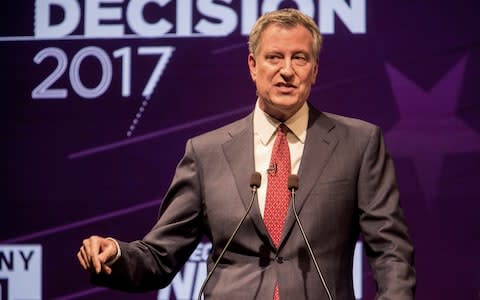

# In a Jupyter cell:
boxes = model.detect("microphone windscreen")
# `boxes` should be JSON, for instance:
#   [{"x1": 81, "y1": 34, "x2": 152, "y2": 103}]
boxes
[
  {"x1": 250, "y1": 172, "x2": 262, "y2": 188},
  {"x1": 288, "y1": 175, "x2": 299, "y2": 190}
]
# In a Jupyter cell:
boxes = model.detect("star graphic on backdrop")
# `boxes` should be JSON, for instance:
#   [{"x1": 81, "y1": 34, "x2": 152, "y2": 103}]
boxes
[{"x1": 385, "y1": 55, "x2": 480, "y2": 213}]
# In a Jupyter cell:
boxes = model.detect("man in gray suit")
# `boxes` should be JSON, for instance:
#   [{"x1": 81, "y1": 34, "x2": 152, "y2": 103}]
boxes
[{"x1": 78, "y1": 8, "x2": 416, "y2": 299}]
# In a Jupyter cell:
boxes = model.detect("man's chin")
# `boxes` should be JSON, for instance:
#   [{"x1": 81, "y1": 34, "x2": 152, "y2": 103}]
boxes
[
  {"x1": 262, "y1": 97, "x2": 303, "y2": 120},
  {"x1": 269, "y1": 94, "x2": 300, "y2": 107}
]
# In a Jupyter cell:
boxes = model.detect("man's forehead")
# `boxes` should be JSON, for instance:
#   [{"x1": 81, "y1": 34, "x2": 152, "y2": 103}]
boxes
[
  {"x1": 262, "y1": 22, "x2": 305, "y2": 33},
  {"x1": 261, "y1": 23, "x2": 313, "y2": 40},
  {"x1": 258, "y1": 24, "x2": 314, "y2": 52}
]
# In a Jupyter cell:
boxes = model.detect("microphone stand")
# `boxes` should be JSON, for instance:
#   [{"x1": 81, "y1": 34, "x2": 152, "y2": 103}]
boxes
[
  {"x1": 289, "y1": 175, "x2": 333, "y2": 300},
  {"x1": 197, "y1": 173, "x2": 261, "y2": 300}
]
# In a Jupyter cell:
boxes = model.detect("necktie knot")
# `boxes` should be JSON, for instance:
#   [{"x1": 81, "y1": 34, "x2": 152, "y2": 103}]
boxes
[{"x1": 278, "y1": 123, "x2": 289, "y2": 135}]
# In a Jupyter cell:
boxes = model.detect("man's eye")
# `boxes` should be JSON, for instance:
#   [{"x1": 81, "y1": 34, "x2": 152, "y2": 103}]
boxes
[
  {"x1": 266, "y1": 55, "x2": 281, "y2": 62},
  {"x1": 293, "y1": 55, "x2": 307, "y2": 65}
]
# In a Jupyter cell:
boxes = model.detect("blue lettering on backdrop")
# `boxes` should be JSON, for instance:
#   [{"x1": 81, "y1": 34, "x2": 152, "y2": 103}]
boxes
[
  {"x1": 0, "y1": 246, "x2": 42, "y2": 300},
  {"x1": 0, "y1": 278, "x2": 8, "y2": 300}
]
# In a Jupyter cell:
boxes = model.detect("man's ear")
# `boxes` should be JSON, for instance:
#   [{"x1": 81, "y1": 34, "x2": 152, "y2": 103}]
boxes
[{"x1": 248, "y1": 53, "x2": 257, "y2": 82}]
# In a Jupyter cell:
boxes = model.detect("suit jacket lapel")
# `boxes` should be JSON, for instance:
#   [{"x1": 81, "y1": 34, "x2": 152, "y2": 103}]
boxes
[
  {"x1": 221, "y1": 108, "x2": 339, "y2": 249},
  {"x1": 280, "y1": 107, "x2": 338, "y2": 245},
  {"x1": 222, "y1": 113, "x2": 270, "y2": 241}
]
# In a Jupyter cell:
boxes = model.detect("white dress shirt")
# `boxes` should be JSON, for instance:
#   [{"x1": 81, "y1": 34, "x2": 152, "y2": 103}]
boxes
[{"x1": 253, "y1": 100, "x2": 309, "y2": 217}]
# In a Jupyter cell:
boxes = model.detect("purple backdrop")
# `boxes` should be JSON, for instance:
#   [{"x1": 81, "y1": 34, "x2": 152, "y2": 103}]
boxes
[{"x1": 1, "y1": 1, "x2": 479, "y2": 299}]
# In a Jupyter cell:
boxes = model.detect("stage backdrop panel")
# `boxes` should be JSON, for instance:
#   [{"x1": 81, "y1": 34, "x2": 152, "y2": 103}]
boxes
[{"x1": 1, "y1": 1, "x2": 479, "y2": 299}]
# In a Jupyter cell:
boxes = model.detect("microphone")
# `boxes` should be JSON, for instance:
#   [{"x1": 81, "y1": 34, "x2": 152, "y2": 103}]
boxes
[
  {"x1": 197, "y1": 172, "x2": 261, "y2": 300},
  {"x1": 288, "y1": 175, "x2": 333, "y2": 300}
]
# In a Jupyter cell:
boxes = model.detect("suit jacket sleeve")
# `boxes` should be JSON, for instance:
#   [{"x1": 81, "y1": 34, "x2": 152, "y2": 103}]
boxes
[
  {"x1": 91, "y1": 138, "x2": 205, "y2": 292},
  {"x1": 357, "y1": 125, "x2": 416, "y2": 299}
]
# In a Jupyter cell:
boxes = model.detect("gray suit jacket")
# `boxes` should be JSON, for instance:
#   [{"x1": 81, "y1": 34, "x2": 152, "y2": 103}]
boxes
[{"x1": 93, "y1": 105, "x2": 416, "y2": 299}]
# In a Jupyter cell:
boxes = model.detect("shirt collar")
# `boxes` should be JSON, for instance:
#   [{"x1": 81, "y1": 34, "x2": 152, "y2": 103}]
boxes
[{"x1": 253, "y1": 100, "x2": 309, "y2": 145}]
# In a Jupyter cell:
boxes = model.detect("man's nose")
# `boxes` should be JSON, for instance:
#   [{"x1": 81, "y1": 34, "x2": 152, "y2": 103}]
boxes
[{"x1": 280, "y1": 60, "x2": 294, "y2": 78}]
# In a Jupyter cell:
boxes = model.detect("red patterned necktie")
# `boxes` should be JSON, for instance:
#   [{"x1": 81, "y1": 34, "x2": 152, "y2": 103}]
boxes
[{"x1": 264, "y1": 124, "x2": 291, "y2": 300}]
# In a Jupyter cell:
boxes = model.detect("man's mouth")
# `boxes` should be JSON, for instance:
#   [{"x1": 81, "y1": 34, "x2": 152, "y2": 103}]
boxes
[
  {"x1": 275, "y1": 82, "x2": 296, "y2": 93},
  {"x1": 275, "y1": 82, "x2": 296, "y2": 88}
]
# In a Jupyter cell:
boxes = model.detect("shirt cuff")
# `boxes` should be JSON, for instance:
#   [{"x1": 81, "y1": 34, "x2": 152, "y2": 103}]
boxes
[{"x1": 105, "y1": 237, "x2": 121, "y2": 266}]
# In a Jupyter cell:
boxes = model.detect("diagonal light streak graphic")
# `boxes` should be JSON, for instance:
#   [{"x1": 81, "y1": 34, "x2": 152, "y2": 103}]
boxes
[
  {"x1": 211, "y1": 42, "x2": 246, "y2": 55},
  {"x1": 4, "y1": 107, "x2": 253, "y2": 243},
  {"x1": 0, "y1": 199, "x2": 162, "y2": 243},
  {"x1": 51, "y1": 287, "x2": 107, "y2": 300},
  {"x1": 68, "y1": 106, "x2": 251, "y2": 160}
]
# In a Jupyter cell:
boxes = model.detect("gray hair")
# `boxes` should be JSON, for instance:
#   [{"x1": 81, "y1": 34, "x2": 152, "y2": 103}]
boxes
[{"x1": 248, "y1": 8, "x2": 322, "y2": 59}]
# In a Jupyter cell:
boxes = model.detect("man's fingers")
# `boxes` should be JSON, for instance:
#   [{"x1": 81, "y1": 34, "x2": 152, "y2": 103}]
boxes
[
  {"x1": 90, "y1": 236, "x2": 103, "y2": 273},
  {"x1": 77, "y1": 248, "x2": 88, "y2": 270},
  {"x1": 98, "y1": 246, "x2": 115, "y2": 265},
  {"x1": 81, "y1": 236, "x2": 102, "y2": 273},
  {"x1": 78, "y1": 236, "x2": 116, "y2": 274},
  {"x1": 79, "y1": 244, "x2": 92, "y2": 269}
]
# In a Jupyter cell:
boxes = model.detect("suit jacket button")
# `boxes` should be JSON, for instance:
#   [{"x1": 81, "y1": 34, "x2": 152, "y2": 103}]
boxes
[{"x1": 276, "y1": 256, "x2": 284, "y2": 264}]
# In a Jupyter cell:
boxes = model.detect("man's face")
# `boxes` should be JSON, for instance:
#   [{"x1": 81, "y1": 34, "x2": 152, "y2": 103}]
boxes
[{"x1": 248, "y1": 24, "x2": 318, "y2": 121}]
